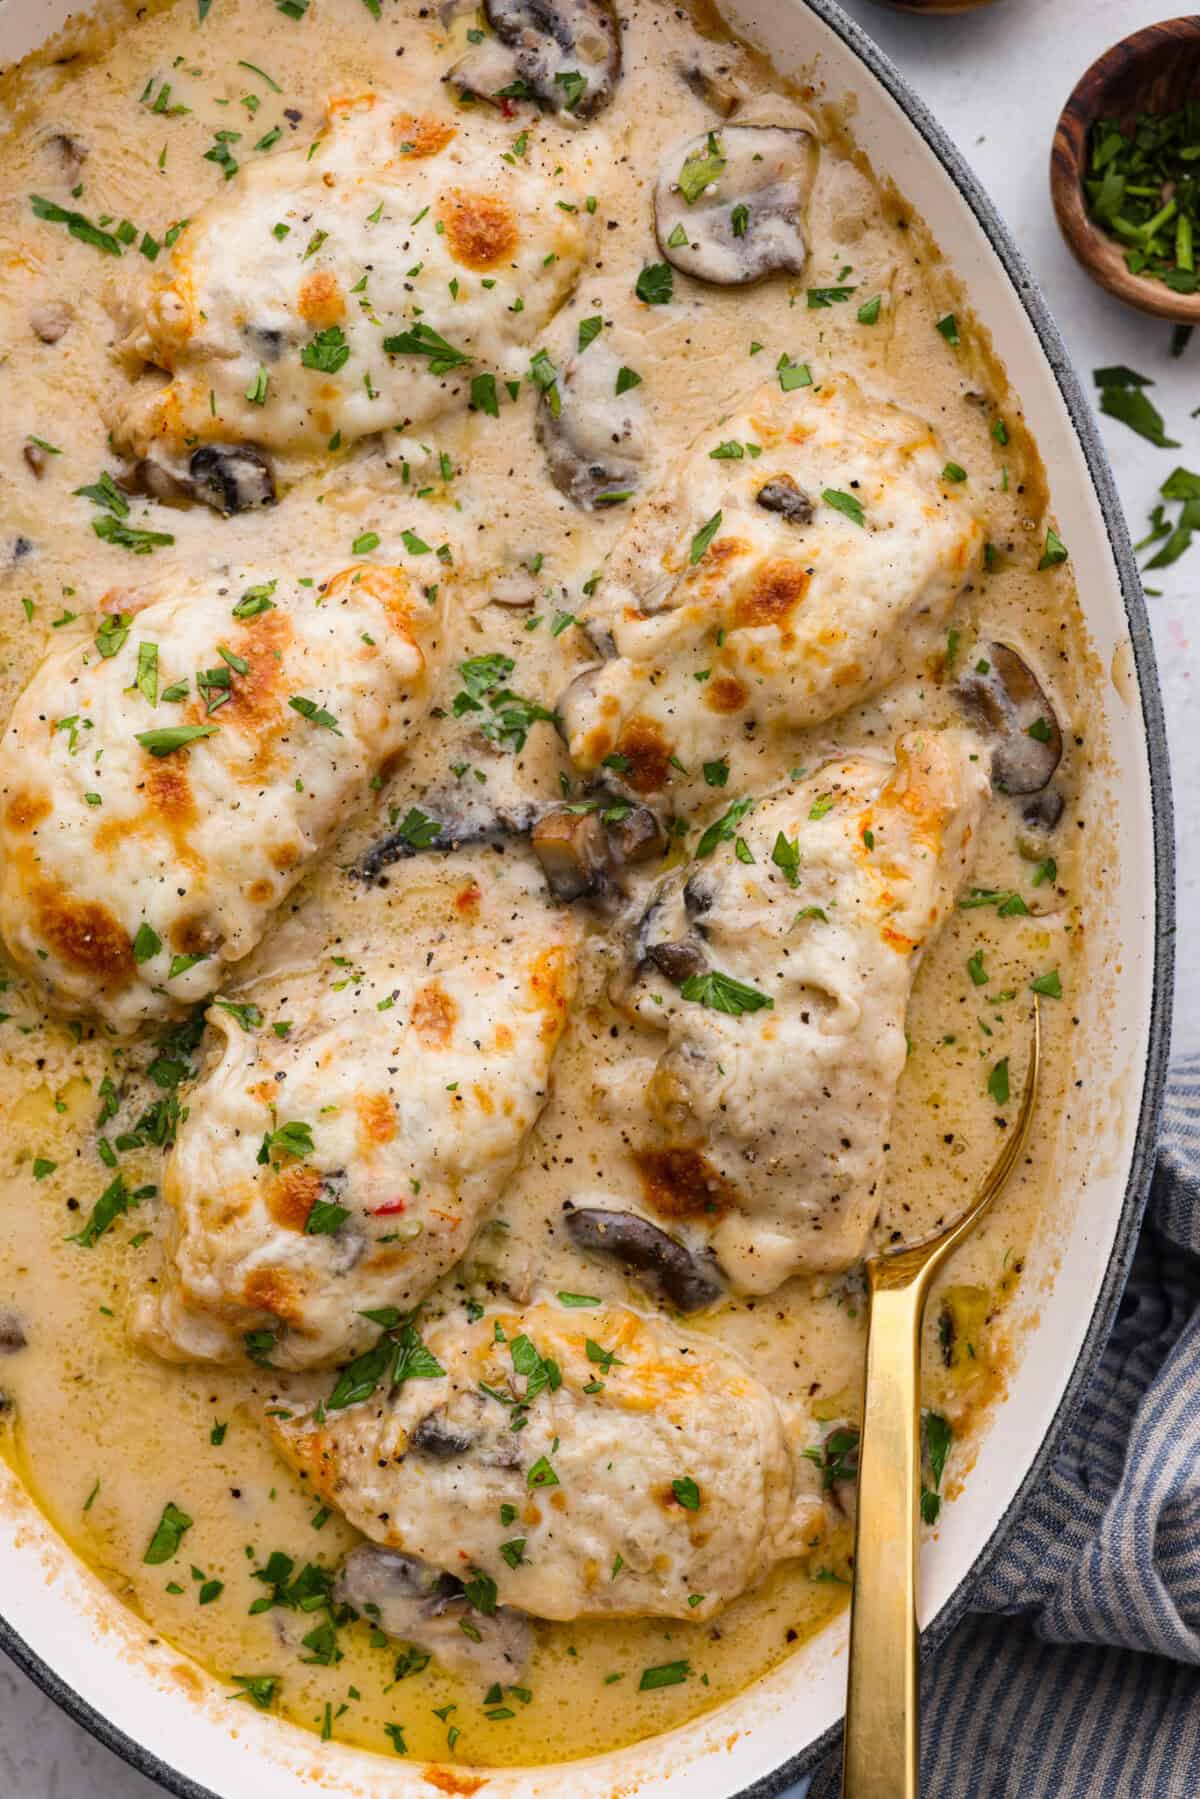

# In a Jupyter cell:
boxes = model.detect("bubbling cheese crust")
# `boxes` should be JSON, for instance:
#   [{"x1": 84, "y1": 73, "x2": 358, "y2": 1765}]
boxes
[
  {"x1": 0, "y1": 565, "x2": 441, "y2": 1032},
  {"x1": 109, "y1": 95, "x2": 594, "y2": 475},
  {"x1": 561, "y1": 376, "x2": 985, "y2": 797},
  {"x1": 134, "y1": 906, "x2": 578, "y2": 1370},
  {"x1": 629, "y1": 730, "x2": 990, "y2": 1290},
  {"x1": 272, "y1": 1299, "x2": 823, "y2": 1620}
]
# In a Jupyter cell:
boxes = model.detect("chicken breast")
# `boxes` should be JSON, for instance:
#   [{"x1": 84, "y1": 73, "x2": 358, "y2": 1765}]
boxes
[
  {"x1": 134, "y1": 910, "x2": 578, "y2": 1370},
  {"x1": 272, "y1": 1299, "x2": 823, "y2": 1620},
  {"x1": 110, "y1": 95, "x2": 594, "y2": 492},
  {"x1": 628, "y1": 729, "x2": 989, "y2": 1288},
  {"x1": 0, "y1": 565, "x2": 440, "y2": 1032},
  {"x1": 560, "y1": 376, "x2": 984, "y2": 795}
]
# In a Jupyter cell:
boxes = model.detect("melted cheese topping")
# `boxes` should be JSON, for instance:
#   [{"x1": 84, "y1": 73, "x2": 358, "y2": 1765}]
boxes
[
  {"x1": 274, "y1": 1300, "x2": 823, "y2": 1622},
  {"x1": 630, "y1": 730, "x2": 990, "y2": 1289},
  {"x1": 111, "y1": 94, "x2": 595, "y2": 475},
  {"x1": 0, "y1": 564, "x2": 440, "y2": 1030},
  {"x1": 136, "y1": 906, "x2": 578, "y2": 1368},
  {"x1": 563, "y1": 376, "x2": 984, "y2": 794}
]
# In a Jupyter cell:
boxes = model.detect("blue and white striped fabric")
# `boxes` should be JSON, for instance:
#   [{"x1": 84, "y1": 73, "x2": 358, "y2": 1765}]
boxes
[{"x1": 804, "y1": 1051, "x2": 1200, "y2": 1797}]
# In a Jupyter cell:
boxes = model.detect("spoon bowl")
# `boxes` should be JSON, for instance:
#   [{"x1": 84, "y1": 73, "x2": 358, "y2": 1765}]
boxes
[
  {"x1": 1051, "y1": 17, "x2": 1200, "y2": 322},
  {"x1": 841, "y1": 1000, "x2": 1042, "y2": 1798}
]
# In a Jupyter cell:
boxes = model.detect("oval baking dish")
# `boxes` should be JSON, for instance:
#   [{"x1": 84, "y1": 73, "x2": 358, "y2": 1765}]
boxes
[{"x1": 0, "y1": 1, "x2": 1173, "y2": 1796}]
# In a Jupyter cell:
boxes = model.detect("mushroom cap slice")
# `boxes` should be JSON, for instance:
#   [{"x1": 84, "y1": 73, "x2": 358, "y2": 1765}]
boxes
[
  {"x1": 537, "y1": 341, "x2": 646, "y2": 510},
  {"x1": 655, "y1": 124, "x2": 818, "y2": 286},
  {"x1": 955, "y1": 640, "x2": 1063, "y2": 795},
  {"x1": 448, "y1": 0, "x2": 621, "y2": 121},
  {"x1": 563, "y1": 1205, "x2": 722, "y2": 1312}
]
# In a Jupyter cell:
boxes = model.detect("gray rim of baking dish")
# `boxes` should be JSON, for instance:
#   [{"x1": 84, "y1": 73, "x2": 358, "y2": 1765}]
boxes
[{"x1": 0, "y1": 2, "x2": 1176, "y2": 1796}]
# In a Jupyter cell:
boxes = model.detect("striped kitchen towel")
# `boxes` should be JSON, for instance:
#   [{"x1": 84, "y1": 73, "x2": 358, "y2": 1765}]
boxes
[{"x1": 804, "y1": 1050, "x2": 1200, "y2": 1797}]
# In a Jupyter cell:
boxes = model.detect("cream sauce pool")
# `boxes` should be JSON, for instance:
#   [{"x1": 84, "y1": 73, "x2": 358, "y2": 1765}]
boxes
[{"x1": 0, "y1": 0, "x2": 1105, "y2": 1772}]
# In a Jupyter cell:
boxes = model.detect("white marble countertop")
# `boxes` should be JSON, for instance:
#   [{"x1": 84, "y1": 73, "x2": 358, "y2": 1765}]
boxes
[{"x1": 2, "y1": 0, "x2": 1195, "y2": 1792}]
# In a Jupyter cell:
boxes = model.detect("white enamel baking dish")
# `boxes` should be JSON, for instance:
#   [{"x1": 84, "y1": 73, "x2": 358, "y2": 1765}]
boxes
[{"x1": 0, "y1": 0, "x2": 1174, "y2": 1795}]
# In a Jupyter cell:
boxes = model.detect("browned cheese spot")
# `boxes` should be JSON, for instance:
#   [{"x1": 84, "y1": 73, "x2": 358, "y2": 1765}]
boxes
[
  {"x1": 436, "y1": 187, "x2": 519, "y2": 271},
  {"x1": 634, "y1": 1145, "x2": 736, "y2": 1221}
]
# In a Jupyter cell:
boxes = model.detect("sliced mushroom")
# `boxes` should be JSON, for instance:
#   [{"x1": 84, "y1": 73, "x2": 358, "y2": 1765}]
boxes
[
  {"x1": 655, "y1": 125, "x2": 818, "y2": 286},
  {"x1": 531, "y1": 800, "x2": 666, "y2": 902},
  {"x1": 188, "y1": 444, "x2": 276, "y2": 515},
  {"x1": 118, "y1": 459, "x2": 196, "y2": 507},
  {"x1": 30, "y1": 301, "x2": 73, "y2": 345},
  {"x1": 356, "y1": 794, "x2": 543, "y2": 883},
  {"x1": 955, "y1": 641, "x2": 1062, "y2": 795},
  {"x1": 334, "y1": 1545, "x2": 532, "y2": 1685},
  {"x1": 531, "y1": 806, "x2": 612, "y2": 901},
  {"x1": 40, "y1": 129, "x2": 88, "y2": 185},
  {"x1": 635, "y1": 879, "x2": 710, "y2": 982},
  {"x1": 643, "y1": 936, "x2": 708, "y2": 984},
  {"x1": 491, "y1": 570, "x2": 543, "y2": 608},
  {"x1": 410, "y1": 1411, "x2": 477, "y2": 1459},
  {"x1": 607, "y1": 803, "x2": 665, "y2": 866},
  {"x1": 564, "y1": 1204, "x2": 722, "y2": 1312},
  {"x1": 447, "y1": 0, "x2": 621, "y2": 121},
  {"x1": 677, "y1": 50, "x2": 753, "y2": 119},
  {"x1": 0, "y1": 1312, "x2": 26, "y2": 1356},
  {"x1": 537, "y1": 342, "x2": 646, "y2": 511},
  {"x1": 1021, "y1": 788, "x2": 1065, "y2": 834},
  {"x1": 756, "y1": 472, "x2": 813, "y2": 525}
]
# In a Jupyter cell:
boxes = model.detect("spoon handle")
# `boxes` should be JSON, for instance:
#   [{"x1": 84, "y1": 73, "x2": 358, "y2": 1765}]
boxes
[{"x1": 841, "y1": 1264, "x2": 929, "y2": 1799}]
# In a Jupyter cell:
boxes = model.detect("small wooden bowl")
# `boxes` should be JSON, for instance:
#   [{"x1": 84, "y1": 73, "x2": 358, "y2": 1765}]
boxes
[{"x1": 1052, "y1": 17, "x2": 1200, "y2": 322}]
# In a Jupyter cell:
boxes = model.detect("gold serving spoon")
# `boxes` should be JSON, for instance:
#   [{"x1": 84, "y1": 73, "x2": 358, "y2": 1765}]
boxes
[{"x1": 841, "y1": 999, "x2": 1041, "y2": 1798}]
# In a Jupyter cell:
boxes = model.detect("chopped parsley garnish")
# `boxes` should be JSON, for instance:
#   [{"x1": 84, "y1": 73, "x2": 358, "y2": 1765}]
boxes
[
  {"x1": 678, "y1": 134, "x2": 726, "y2": 204},
  {"x1": 671, "y1": 1476, "x2": 701, "y2": 1510},
  {"x1": 526, "y1": 1454, "x2": 559, "y2": 1489},
  {"x1": 30, "y1": 194, "x2": 123, "y2": 256},
  {"x1": 288, "y1": 695, "x2": 341, "y2": 733},
  {"x1": 556, "y1": 1291, "x2": 600, "y2": 1308},
  {"x1": 301, "y1": 325, "x2": 350, "y2": 373},
  {"x1": 615, "y1": 365, "x2": 642, "y2": 395},
  {"x1": 382, "y1": 321, "x2": 472, "y2": 373},
  {"x1": 95, "y1": 612, "x2": 132, "y2": 658},
  {"x1": 921, "y1": 1412, "x2": 952, "y2": 1525},
  {"x1": 326, "y1": 1316, "x2": 445, "y2": 1411},
  {"x1": 857, "y1": 294, "x2": 882, "y2": 324},
  {"x1": 959, "y1": 887, "x2": 1031, "y2": 916},
  {"x1": 935, "y1": 313, "x2": 959, "y2": 346},
  {"x1": 578, "y1": 314, "x2": 603, "y2": 351},
  {"x1": 635, "y1": 262, "x2": 673, "y2": 306},
  {"x1": 987, "y1": 1058, "x2": 1010, "y2": 1106},
  {"x1": 771, "y1": 832, "x2": 800, "y2": 885},
  {"x1": 639, "y1": 1660, "x2": 690, "y2": 1691},
  {"x1": 135, "y1": 724, "x2": 218, "y2": 757},
  {"x1": 778, "y1": 359, "x2": 812, "y2": 392},
  {"x1": 689, "y1": 510, "x2": 723, "y2": 564},
  {"x1": 1097, "y1": 378, "x2": 1178, "y2": 447},
  {"x1": 823, "y1": 487, "x2": 865, "y2": 527},
  {"x1": 233, "y1": 581, "x2": 277, "y2": 618},
  {"x1": 144, "y1": 1501, "x2": 193, "y2": 1565},
  {"x1": 695, "y1": 794, "x2": 754, "y2": 857},
  {"x1": 231, "y1": 1675, "x2": 279, "y2": 1711},
  {"x1": 93, "y1": 515, "x2": 175, "y2": 554},
  {"x1": 471, "y1": 373, "x2": 499, "y2": 417},
  {"x1": 1030, "y1": 969, "x2": 1063, "y2": 999},
  {"x1": 1038, "y1": 526, "x2": 1069, "y2": 570},
  {"x1": 803, "y1": 1425, "x2": 860, "y2": 1489},
  {"x1": 807, "y1": 284, "x2": 856, "y2": 307},
  {"x1": 679, "y1": 969, "x2": 773, "y2": 1016}
]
